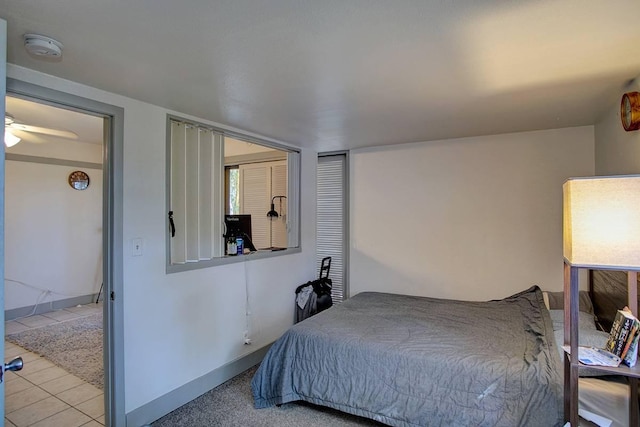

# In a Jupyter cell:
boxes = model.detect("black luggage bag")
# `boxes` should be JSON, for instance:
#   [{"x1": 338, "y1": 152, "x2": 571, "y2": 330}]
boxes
[{"x1": 294, "y1": 257, "x2": 332, "y2": 323}]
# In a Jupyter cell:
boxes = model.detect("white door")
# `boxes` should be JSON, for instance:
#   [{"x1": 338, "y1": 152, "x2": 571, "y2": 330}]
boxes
[{"x1": 0, "y1": 17, "x2": 8, "y2": 420}]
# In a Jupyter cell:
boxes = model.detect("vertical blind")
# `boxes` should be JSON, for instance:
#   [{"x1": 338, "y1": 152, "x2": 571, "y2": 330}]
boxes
[
  {"x1": 317, "y1": 154, "x2": 347, "y2": 302},
  {"x1": 170, "y1": 120, "x2": 223, "y2": 264}
]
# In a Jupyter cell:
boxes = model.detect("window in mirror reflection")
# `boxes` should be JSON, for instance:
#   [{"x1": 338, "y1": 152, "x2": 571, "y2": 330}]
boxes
[
  {"x1": 167, "y1": 116, "x2": 300, "y2": 271},
  {"x1": 224, "y1": 137, "x2": 288, "y2": 250}
]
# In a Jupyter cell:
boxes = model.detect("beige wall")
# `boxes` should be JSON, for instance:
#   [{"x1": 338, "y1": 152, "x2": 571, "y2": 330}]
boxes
[
  {"x1": 350, "y1": 127, "x2": 595, "y2": 301},
  {"x1": 595, "y1": 78, "x2": 640, "y2": 175},
  {"x1": 5, "y1": 161, "x2": 103, "y2": 311},
  {"x1": 5, "y1": 129, "x2": 103, "y2": 312}
]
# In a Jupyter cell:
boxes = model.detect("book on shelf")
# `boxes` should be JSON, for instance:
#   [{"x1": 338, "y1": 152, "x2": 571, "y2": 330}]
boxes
[{"x1": 604, "y1": 308, "x2": 640, "y2": 367}]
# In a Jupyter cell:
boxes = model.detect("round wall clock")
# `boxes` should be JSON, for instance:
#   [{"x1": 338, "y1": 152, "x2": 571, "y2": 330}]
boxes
[
  {"x1": 621, "y1": 91, "x2": 640, "y2": 131},
  {"x1": 68, "y1": 170, "x2": 90, "y2": 190}
]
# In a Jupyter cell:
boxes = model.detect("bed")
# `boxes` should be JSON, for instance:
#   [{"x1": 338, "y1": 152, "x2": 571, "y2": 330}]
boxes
[{"x1": 251, "y1": 286, "x2": 564, "y2": 426}]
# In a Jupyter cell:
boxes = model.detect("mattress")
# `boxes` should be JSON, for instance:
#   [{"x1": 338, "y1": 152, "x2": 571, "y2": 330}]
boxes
[{"x1": 252, "y1": 286, "x2": 563, "y2": 426}]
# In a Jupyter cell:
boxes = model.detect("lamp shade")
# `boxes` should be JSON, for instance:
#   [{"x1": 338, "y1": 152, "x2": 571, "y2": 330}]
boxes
[{"x1": 563, "y1": 176, "x2": 640, "y2": 269}]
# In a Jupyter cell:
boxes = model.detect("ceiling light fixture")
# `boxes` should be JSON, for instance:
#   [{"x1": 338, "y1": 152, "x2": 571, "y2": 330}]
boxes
[
  {"x1": 4, "y1": 130, "x2": 21, "y2": 148},
  {"x1": 23, "y1": 33, "x2": 63, "y2": 59}
]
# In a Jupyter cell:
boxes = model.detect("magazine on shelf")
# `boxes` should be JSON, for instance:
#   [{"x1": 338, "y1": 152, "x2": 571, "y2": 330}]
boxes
[{"x1": 563, "y1": 345, "x2": 622, "y2": 367}]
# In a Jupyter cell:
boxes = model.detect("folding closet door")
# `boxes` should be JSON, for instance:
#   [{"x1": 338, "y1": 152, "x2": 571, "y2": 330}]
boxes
[{"x1": 317, "y1": 153, "x2": 348, "y2": 302}]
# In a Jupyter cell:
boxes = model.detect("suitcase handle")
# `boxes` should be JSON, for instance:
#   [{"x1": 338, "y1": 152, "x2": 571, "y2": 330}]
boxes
[{"x1": 319, "y1": 257, "x2": 331, "y2": 279}]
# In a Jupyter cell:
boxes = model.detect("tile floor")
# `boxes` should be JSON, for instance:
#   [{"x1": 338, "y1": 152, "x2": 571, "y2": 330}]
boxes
[{"x1": 4, "y1": 303, "x2": 104, "y2": 427}]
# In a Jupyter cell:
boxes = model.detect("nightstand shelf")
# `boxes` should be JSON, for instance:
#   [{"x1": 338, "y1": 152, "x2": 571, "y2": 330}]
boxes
[
  {"x1": 564, "y1": 264, "x2": 639, "y2": 427},
  {"x1": 578, "y1": 362, "x2": 640, "y2": 378}
]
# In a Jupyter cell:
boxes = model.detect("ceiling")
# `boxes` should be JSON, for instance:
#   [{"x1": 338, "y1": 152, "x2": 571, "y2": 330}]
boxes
[
  {"x1": 6, "y1": 96, "x2": 103, "y2": 145},
  {"x1": 2, "y1": 0, "x2": 640, "y2": 151}
]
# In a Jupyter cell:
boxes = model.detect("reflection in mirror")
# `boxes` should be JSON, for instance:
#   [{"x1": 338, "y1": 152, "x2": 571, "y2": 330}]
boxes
[
  {"x1": 167, "y1": 115, "x2": 299, "y2": 270},
  {"x1": 224, "y1": 137, "x2": 288, "y2": 252}
]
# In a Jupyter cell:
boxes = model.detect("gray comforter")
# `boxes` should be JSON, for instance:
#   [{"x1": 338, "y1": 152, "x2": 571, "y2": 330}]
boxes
[{"x1": 252, "y1": 286, "x2": 563, "y2": 426}]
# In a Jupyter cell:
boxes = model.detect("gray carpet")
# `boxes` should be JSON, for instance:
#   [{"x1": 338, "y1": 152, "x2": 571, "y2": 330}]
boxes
[
  {"x1": 152, "y1": 365, "x2": 385, "y2": 427},
  {"x1": 6, "y1": 313, "x2": 103, "y2": 389}
]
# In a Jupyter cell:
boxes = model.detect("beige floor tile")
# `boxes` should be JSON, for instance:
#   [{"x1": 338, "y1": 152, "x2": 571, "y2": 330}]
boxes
[
  {"x1": 22, "y1": 365, "x2": 69, "y2": 385},
  {"x1": 30, "y1": 407, "x2": 92, "y2": 427},
  {"x1": 57, "y1": 383, "x2": 102, "y2": 406},
  {"x1": 75, "y1": 394, "x2": 104, "y2": 419},
  {"x1": 80, "y1": 421, "x2": 103, "y2": 427},
  {"x1": 13, "y1": 350, "x2": 43, "y2": 364},
  {"x1": 62, "y1": 306, "x2": 100, "y2": 316},
  {"x1": 5, "y1": 375, "x2": 33, "y2": 396},
  {"x1": 14, "y1": 315, "x2": 55, "y2": 328},
  {"x1": 5, "y1": 321, "x2": 31, "y2": 334},
  {"x1": 41, "y1": 310, "x2": 82, "y2": 322},
  {"x1": 5, "y1": 343, "x2": 24, "y2": 357},
  {"x1": 40, "y1": 374, "x2": 86, "y2": 395},
  {"x1": 95, "y1": 414, "x2": 105, "y2": 425},
  {"x1": 6, "y1": 396, "x2": 69, "y2": 427},
  {"x1": 5, "y1": 385, "x2": 50, "y2": 413},
  {"x1": 5, "y1": 418, "x2": 17, "y2": 427},
  {"x1": 20, "y1": 357, "x2": 55, "y2": 374}
]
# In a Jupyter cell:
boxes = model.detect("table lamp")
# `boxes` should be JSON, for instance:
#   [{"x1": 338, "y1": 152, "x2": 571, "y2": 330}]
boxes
[{"x1": 563, "y1": 175, "x2": 640, "y2": 426}]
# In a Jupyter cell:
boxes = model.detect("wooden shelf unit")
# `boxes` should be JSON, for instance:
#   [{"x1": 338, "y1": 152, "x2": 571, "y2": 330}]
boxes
[{"x1": 564, "y1": 264, "x2": 639, "y2": 426}]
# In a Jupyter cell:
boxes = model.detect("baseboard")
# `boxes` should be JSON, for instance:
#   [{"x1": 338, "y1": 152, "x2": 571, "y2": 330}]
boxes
[
  {"x1": 5, "y1": 294, "x2": 99, "y2": 321},
  {"x1": 125, "y1": 343, "x2": 271, "y2": 427}
]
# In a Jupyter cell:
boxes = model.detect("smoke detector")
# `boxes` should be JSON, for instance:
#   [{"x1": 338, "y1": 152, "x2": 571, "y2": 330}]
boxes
[{"x1": 23, "y1": 34, "x2": 63, "y2": 58}]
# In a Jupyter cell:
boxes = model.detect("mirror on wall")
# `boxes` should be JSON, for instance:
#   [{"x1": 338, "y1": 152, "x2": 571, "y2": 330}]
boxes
[
  {"x1": 167, "y1": 116, "x2": 299, "y2": 270},
  {"x1": 224, "y1": 137, "x2": 289, "y2": 252}
]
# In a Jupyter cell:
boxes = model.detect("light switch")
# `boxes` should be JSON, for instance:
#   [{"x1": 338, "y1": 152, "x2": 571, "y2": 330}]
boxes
[{"x1": 132, "y1": 238, "x2": 143, "y2": 256}]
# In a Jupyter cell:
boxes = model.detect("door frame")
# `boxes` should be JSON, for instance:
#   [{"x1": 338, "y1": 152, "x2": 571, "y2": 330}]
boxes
[
  {"x1": 6, "y1": 78, "x2": 125, "y2": 426},
  {"x1": 1, "y1": 18, "x2": 7, "y2": 421}
]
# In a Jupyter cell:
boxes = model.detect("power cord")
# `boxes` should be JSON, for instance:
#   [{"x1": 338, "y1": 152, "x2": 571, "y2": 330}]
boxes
[{"x1": 5, "y1": 278, "x2": 100, "y2": 321}]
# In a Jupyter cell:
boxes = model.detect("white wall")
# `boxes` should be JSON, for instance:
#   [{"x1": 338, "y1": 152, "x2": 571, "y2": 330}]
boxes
[
  {"x1": 5, "y1": 136, "x2": 103, "y2": 313},
  {"x1": 5, "y1": 160, "x2": 103, "y2": 311},
  {"x1": 595, "y1": 78, "x2": 640, "y2": 175},
  {"x1": 350, "y1": 127, "x2": 594, "y2": 301},
  {"x1": 7, "y1": 64, "x2": 317, "y2": 414}
]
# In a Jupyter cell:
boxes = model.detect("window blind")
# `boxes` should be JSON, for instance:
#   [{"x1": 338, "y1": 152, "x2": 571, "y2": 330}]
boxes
[
  {"x1": 271, "y1": 163, "x2": 288, "y2": 248},
  {"x1": 170, "y1": 120, "x2": 223, "y2": 264},
  {"x1": 238, "y1": 160, "x2": 287, "y2": 249},
  {"x1": 239, "y1": 163, "x2": 270, "y2": 249},
  {"x1": 317, "y1": 154, "x2": 347, "y2": 302}
]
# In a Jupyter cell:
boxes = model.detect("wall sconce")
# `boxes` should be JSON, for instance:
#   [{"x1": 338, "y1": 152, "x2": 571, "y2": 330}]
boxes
[{"x1": 267, "y1": 196, "x2": 287, "y2": 219}]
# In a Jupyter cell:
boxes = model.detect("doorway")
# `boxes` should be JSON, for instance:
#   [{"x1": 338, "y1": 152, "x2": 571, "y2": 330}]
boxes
[
  {"x1": 4, "y1": 94, "x2": 106, "y2": 425},
  {"x1": 4, "y1": 78, "x2": 125, "y2": 427}
]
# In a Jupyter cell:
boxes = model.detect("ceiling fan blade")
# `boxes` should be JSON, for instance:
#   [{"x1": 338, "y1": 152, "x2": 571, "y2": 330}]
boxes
[
  {"x1": 11, "y1": 129, "x2": 49, "y2": 144},
  {"x1": 9, "y1": 123, "x2": 78, "y2": 139}
]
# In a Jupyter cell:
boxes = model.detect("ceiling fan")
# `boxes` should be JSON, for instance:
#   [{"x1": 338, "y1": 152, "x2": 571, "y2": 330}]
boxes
[{"x1": 4, "y1": 113, "x2": 78, "y2": 147}]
